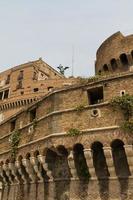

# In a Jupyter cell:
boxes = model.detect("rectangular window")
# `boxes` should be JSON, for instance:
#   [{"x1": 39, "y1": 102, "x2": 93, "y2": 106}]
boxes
[
  {"x1": 10, "y1": 119, "x2": 16, "y2": 132},
  {"x1": 33, "y1": 88, "x2": 39, "y2": 92},
  {"x1": 30, "y1": 108, "x2": 36, "y2": 122},
  {"x1": 3, "y1": 90, "x2": 9, "y2": 99},
  {"x1": 0, "y1": 92, "x2": 3, "y2": 100},
  {"x1": 87, "y1": 87, "x2": 103, "y2": 105}
]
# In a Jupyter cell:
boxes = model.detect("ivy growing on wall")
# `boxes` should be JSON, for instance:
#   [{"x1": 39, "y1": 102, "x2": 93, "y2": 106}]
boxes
[
  {"x1": 9, "y1": 129, "x2": 20, "y2": 159},
  {"x1": 110, "y1": 94, "x2": 133, "y2": 133}
]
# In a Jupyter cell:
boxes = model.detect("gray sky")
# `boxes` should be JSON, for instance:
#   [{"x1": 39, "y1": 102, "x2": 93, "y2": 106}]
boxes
[{"x1": 0, "y1": 0, "x2": 132, "y2": 77}]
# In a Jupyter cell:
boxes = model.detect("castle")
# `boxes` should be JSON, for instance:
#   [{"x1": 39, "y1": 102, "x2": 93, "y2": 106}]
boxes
[{"x1": 0, "y1": 31, "x2": 133, "y2": 200}]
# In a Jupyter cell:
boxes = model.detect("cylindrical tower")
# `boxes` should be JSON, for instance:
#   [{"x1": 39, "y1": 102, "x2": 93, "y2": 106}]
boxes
[{"x1": 95, "y1": 31, "x2": 133, "y2": 75}]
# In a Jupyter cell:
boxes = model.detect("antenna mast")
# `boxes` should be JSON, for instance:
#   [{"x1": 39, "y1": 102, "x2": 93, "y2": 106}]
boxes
[{"x1": 72, "y1": 46, "x2": 74, "y2": 76}]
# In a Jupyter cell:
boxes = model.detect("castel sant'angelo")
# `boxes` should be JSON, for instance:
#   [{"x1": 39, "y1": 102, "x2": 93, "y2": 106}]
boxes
[{"x1": 1, "y1": 31, "x2": 133, "y2": 200}]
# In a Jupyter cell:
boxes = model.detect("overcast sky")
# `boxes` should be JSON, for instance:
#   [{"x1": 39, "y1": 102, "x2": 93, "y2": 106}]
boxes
[{"x1": 0, "y1": 0, "x2": 132, "y2": 77}]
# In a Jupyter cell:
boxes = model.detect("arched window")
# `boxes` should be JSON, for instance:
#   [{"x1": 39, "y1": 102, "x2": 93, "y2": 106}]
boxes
[
  {"x1": 91, "y1": 142, "x2": 109, "y2": 178},
  {"x1": 103, "y1": 64, "x2": 109, "y2": 72},
  {"x1": 111, "y1": 139, "x2": 130, "y2": 177},
  {"x1": 120, "y1": 54, "x2": 128, "y2": 67},
  {"x1": 110, "y1": 58, "x2": 118, "y2": 71}
]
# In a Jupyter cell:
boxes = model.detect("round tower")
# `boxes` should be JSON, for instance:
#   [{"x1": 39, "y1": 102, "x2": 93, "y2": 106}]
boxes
[{"x1": 95, "y1": 31, "x2": 133, "y2": 75}]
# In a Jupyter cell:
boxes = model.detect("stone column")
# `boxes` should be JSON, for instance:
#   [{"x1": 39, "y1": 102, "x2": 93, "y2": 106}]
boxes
[
  {"x1": 3, "y1": 164, "x2": 13, "y2": 184},
  {"x1": 124, "y1": 145, "x2": 133, "y2": 176},
  {"x1": 22, "y1": 158, "x2": 36, "y2": 183},
  {"x1": 0, "y1": 165, "x2": 8, "y2": 185},
  {"x1": 30, "y1": 156, "x2": 43, "y2": 181},
  {"x1": 37, "y1": 155, "x2": 53, "y2": 181},
  {"x1": 68, "y1": 150, "x2": 78, "y2": 179},
  {"x1": 103, "y1": 146, "x2": 116, "y2": 177},
  {"x1": 15, "y1": 160, "x2": 28, "y2": 183},
  {"x1": 84, "y1": 148, "x2": 97, "y2": 178},
  {"x1": 8, "y1": 162, "x2": 20, "y2": 183}
]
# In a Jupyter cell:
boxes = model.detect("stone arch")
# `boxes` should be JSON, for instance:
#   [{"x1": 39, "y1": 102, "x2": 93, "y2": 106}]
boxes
[
  {"x1": 91, "y1": 141, "x2": 109, "y2": 178},
  {"x1": 33, "y1": 150, "x2": 40, "y2": 157},
  {"x1": 120, "y1": 53, "x2": 128, "y2": 68},
  {"x1": 103, "y1": 64, "x2": 109, "y2": 72},
  {"x1": 55, "y1": 145, "x2": 71, "y2": 179},
  {"x1": 25, "y1": 153, "x2": 31, "y2": 159},
  {"x1": 73, "y1": 143, "x2": 90, "y2": 179},
  {"x1": 45, "y1": 148, "x2": 57, "y2": 179},
  {"x1": 110, "y1": 58, "x2": 118, "y2": 71},
  {"x1": 111, "y1": 139, "x2": 130, "y2": 177}
]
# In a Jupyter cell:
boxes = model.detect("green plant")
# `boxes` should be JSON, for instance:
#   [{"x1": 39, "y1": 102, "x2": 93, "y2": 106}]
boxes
[
  {"x1": 110, "y1": 94, "x2": 133, "y2": 120},
  {"x1": 110, "y1": 94, "x2": 133, "y2": 134},
  {"x1": 9, "y1": 129, "x2": 20, "y2": 159},
  {"x1": 75, "y1": 104, "x2": 85, "y2": 112},
  {"x1": 67, "y1": 128, "x2": 81, "y2": 136},
  {"x1": 121, "y1": 121, "x2": 133, "y2": 133}
]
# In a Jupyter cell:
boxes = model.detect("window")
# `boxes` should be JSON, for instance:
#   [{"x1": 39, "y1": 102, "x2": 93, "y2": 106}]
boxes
[
  {"x1": 88, "y1": 87, "x2": 103, "y2": 105},
  {"x1": 0, "y1": 92, "x2": 3, "y2": 100},
  {"x1": 3, "y1": 90, "x2": 9, "y2": 99},
  {"x1": 48, "y1": 87, "x2": 53, "y2": 92},
  {"x1": 5, "y1": 75, "x2": 10, "y2": 84},
  {"x1": 33, "y1": 88, "x2": 39, "y2": 92},
  {"x1": 16, "y1": 80, "x2": 22, "y2": 89},
  {"x1": 10, "y1": 119, "x2": 16, "y2": 132},
  {"x1": 103, "y1": 64, "x2": 109, "y2": 72},
  {"x1": 17, "y1": 70, "x2": 24, "y2": 80},
  {"x1": 110, "y1": 58, "x2": 118, "y2": 71},
  {"x1": 120, "y1": 54, "x2": 128, "y2": 67},
  {"x1": 30, "y1": 108, "x2": 36, "y2": 122}
]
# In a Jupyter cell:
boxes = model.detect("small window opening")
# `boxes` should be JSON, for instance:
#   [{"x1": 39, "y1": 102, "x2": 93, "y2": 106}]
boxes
[
  {"x1": 20, "y1": 91, "x2": 24, "y2": 95},
  {"x1": 33, "y1": 88, "x2": 39, "y2": 92},
  {"x1": 110, "y1": 58, "x2": 118, "y2": 71},
  {"x1": 0, "y1": 92, "x2": 3, "y2": 100},
  {"x1": 10, "y1": 119, "x2": 16, "y2": 132},
  {"x1": 103, "y1": 64, "x2": 109, "y2": 72},
  {"x1": 30, "y1": 108, "x2": 36, "y2": 122},
  {"x1": 17, "y1": 70, "x2": 24, "y2": 80},
  {"x1": 4, "y1": 90, "x2": 9, "y2": 99},
  {"x1": 48, "y1": 87, "x2": 53, "y2": 92},
  {"x1": 120, "y1": 54, "x2": 128, "y2": 67},
  {"x1": 5, "y1": 75, "x2": 10, "y2": 84},
  {"x1": 88, "y1": 87, "x2": 103, "y2": 105},
  {"x1": 98, "y1": 70, "x2": 101, "y2": 75},
  {"x1": 16, "y1": 80, "x2": 23, "y2": 89},
  {"x1": 120, "y1": 90, "x2": 126, "y2": 96}
]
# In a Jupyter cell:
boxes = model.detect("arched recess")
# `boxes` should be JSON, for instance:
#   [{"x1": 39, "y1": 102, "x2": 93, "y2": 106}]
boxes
[
  {"x1": 111, "y1": 139, "x2": 130, "y2": 177},
  {"x1": 131, "y1": 50, "x2": 133, "y2": 59},
  {"x1": 91, "y1": 142, "x2": 109, "y2": 178},
  {"x1": 120, "y1": 53, "x2": 128, "y2": 68},
  {"x1": 110, "y1": 58, "x2": 118, "y2": 71},
  {"x1": 103, "y1": 64, "x2": 109, "y2": 72},
  {"x1": 56, "y1": 145, "x2": 71, "y2": 179},
  {"x1": 73, "y1": 143, "x2": 90, "y2": 179}
]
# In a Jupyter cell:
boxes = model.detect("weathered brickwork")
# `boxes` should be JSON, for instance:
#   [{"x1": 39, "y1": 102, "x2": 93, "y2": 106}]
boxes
[{"x1": 1, "y1": 33, "x2": 133, "y2": 199}]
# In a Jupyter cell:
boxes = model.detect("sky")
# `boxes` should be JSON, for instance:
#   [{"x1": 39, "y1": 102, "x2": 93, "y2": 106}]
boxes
[{"x1": 0, "y1": 0, "x2": 132, "y2": 77}]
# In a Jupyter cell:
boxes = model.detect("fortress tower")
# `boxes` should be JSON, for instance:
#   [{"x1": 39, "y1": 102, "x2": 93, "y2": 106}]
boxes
[
  {"x1": 0, "y1": 32, "x2": 133, "y2": 200},
  {"x1": 95, "y1": 31, "x2": 133, "y2": 74}
]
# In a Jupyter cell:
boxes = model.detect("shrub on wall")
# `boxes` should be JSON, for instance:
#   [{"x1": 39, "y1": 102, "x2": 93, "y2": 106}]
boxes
[
  {"x1": 67, "y1": 128, "x2": 81, "y2": 136},
  {"x1": 9, "y1": 129, "x2": 20, "y2": 159},
  {"x1": 110, "y1": 94, "x2": 133, "y2": 134}
]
